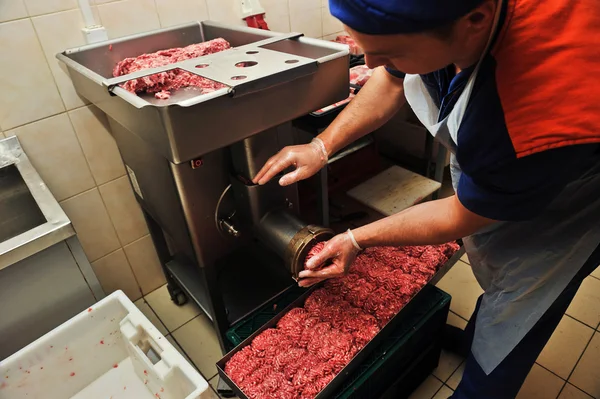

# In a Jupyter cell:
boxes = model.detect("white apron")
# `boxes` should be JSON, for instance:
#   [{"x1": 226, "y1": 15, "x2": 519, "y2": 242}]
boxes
[{"x1": 403, "y1": 1, "x2": 600, "y2": 374}]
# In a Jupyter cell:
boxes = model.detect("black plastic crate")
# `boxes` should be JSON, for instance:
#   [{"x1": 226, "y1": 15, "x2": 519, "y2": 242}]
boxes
[
  {"x1": 225, "y1": 284, "x2": 450, "y2": 398},
  {"x1": 334, "y1": 284, "x2": 449, "y2": 399}
]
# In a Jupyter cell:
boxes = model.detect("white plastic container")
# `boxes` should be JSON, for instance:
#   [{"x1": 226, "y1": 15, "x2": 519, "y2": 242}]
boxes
[{"x1": 0, "y1": 291, "x2": 216, "y2": 399}]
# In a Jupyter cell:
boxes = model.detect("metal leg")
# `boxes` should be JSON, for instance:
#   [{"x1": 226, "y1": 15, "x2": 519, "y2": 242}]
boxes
[
  {"x1": 141, "y1": 209, "x2": 187, "y2": 305},
  {"x1": 317, "y1": 167, "x2": 330, "y2": 227}
]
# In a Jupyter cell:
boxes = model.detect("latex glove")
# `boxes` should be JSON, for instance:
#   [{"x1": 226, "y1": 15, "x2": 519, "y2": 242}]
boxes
[
  {"x1": 253, "y1": 138, "x2": 328, "y2": 186},
  {"x1": 298, "y1": 230, "x2": 362, "y2": 287}
]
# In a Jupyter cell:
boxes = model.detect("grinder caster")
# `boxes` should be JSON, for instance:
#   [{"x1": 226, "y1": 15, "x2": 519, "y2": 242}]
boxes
[{"x1": 168, "y1": 284, "x2": 188, "y2": 306}]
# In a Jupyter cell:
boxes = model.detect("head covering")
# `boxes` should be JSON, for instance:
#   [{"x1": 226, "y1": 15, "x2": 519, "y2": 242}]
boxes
[{"x1": 330, "y1": 0, "x2": 487, "y2": 35}]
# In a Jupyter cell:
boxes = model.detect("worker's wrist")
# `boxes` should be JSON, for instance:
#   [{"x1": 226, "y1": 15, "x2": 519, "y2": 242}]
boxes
[
  {"x1": 349, "y1": 227, "x2": 369, "y2": 250},
  {"x1": 315, "y1": 134, "x2": 335, "y2": 158}
]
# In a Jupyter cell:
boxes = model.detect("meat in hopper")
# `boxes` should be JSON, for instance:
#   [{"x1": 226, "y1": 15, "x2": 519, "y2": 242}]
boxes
[{"x1": 113, "y1": 38, "x2": 231, "y2": 100}]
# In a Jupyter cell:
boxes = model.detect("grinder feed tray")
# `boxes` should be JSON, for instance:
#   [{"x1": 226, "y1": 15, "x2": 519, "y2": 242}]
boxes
[
  {"x1": 217, "y1": 246, "x2": 464, "y2": 399},
  {"x1": 57, "y1": 21, "x2": 349, "y2": 164}
]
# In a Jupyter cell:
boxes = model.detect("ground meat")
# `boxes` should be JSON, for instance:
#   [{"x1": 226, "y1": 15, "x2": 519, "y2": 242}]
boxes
[
  {"x1": 400, "y1": 245, "x2": 429, "y2": 258},
  {"x1": 419, "y1": 246, "x2": 448, "y2": 269},
  {"x1": 305, "y1": 242, "x2": 325, "y2": 268},
  {"x1": 349, "y1": 65, "x2": 373, "y2": 86},
  {"x1": 332, "y1": 35, "x2": 362, "y2": 55},
  {"x1": 225, "y1": 241, "x2": 460, "y2": 399},
  {"x1": 113, "y1": 38, "x2": 231, "y2": 99}
]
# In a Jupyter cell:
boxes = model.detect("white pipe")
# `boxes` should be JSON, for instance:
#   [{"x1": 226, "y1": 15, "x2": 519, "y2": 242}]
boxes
[{"x1": 78, "y1": 0, "x2": 97, "y2": 28}]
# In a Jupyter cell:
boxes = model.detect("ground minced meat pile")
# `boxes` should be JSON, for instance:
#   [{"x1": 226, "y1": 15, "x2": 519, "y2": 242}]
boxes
[
  {"x1": 225, "y1": 242, "x2": 460, "y2": 399},
  {"x1": 113, "y1": 38, "x2": 231, "y2": 100}
]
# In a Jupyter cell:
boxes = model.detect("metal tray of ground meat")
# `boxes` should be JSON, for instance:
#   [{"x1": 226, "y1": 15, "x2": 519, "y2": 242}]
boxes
[
  {"x1": 216, "y1": 246, "x2": 465, "y2": 399},
  {"x1": 57, "y1": 21, "x2": 349, "y2": 164}
]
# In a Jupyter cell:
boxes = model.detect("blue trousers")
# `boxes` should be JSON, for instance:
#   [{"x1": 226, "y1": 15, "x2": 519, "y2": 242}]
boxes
[{"x1": 451, "y1": 242, "x2": 600, "y2": 399}]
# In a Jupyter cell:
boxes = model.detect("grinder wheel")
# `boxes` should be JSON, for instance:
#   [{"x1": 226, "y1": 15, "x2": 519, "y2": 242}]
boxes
[{"x1": 286, "y1": 224, "x2": 334, "y2": 279}]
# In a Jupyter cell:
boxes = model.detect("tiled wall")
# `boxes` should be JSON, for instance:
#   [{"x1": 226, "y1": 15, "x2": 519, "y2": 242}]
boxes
[{"x1": 0, "y1": 0, "x2": 344, "y2": 300}]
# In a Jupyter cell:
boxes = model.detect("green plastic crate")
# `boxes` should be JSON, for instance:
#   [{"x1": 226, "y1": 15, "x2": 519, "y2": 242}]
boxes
[{"x1": 226, "y1": 284, "x2": 451, "y2": 398}]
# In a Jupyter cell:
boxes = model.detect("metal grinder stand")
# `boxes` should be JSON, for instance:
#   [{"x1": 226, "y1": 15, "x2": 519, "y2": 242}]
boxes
[{"x1": 58, "y1": 21, "x2": 349, "y2": 351}]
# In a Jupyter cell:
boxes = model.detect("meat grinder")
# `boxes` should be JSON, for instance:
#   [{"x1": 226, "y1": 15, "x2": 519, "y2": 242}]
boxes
[{"x1": 58, "y1": 21, "x2": 349, "y2": 351}]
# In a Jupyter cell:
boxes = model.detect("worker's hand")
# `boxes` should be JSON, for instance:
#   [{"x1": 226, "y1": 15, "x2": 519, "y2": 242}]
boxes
[
  {"x1": 252, "y1": 138, "x2": 328, "y2": 186},
  {"x1": 298, "y1": 231, "x2": 361, "y2": 287}
]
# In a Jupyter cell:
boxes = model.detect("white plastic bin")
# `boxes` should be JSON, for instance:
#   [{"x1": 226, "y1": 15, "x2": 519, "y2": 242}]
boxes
[{"x1": 0, "y1": 291, "x2": 216, "y2": 399}]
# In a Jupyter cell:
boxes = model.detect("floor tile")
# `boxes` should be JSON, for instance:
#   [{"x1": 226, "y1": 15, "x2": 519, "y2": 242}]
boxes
[
  {"x1": 516, "y1": 364, "x2": 565, "y2": 399},
  {"x1": 436, "y1": 261, "x2": 483, "y2": 321},
  {"x1": 209, "y1": 376, "x2": 235, "y2": 399},
  {"x1": 447, "y1": 311, "x2": 468, "y2": 329},
  {"x1": 559, "y1": 383, "x2": 594, "y2": 399},
  {"x1": 172, "y1": 314, "x2": 223, "y2": 380},
  {"x1": 166, "y1": 334, "x2": 195, "y2": 370},
  {"x1": 408, "y1": 375, "x2": 443, "y2": 399},
  {"x1": 447, "y1": 362, "x2": 465, "y2": 390},
  {"x1": 433, "y1": 385, "x2": 454, "y2": 399},
  {"x1": 460, "y1": 253, "x2": 470, "y2": 265},
  {"x1": 134, "y1": 298, "x2": 168, "y2": 335},
  {"x1": 537, "y1": 316, "x2": 594, "y2": 379},
  {"x1": 566, "y1": 277, "x2": 600, "y2": 328},
  {"x1": 591, "y1": 266, "x2": 600, "y2": 280},
  {"x1": 145, "y1": 285, "x2": 200, "y2": 332},
  {"x1": 433, "y1": 349, "x2": 463, "y2": 382},
  {"x1": 570, "y1": 332, "x2": 600, "y2": 398}
]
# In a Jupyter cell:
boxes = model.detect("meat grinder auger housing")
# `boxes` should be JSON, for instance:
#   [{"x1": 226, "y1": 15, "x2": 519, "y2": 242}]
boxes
[{"x1": 58, "y1": 21, "x2": 349, "y2": 351}]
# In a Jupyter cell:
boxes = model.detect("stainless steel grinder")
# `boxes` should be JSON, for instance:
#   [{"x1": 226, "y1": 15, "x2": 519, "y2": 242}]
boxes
[{"x1": 58, "y1": 21, "x2": 349, "y2": 351}]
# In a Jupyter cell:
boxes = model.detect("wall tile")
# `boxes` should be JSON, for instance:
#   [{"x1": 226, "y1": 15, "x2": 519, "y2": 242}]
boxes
[
  {"x1": 98, "y1": 0, "x2": 161, "y2": 39},
  {"x1": 69, "y1": 105, "x2": 125, "y2": 185},
  {"x1": 155, "y1": 0, "x2": 209, "y2": 28},
  {"x1": 91, "y1": 249, "x2": 142, "y2": 301},
  {"x1": 290, "y1": 6, "x2": 322, "y2": 38},
  {"x1": 0, "y1": 0, "x2": 28, "y2": 23},
  {"x1": 61, "y1": 188, "x2": 121, "y2": 262},
  {"x1": 261, "y1": 0, "x2": 288, "y2": 16},
  {"x1": 124, "y1": 235, "x2": 166, "y2": 295},
  {"x1": 289, "y1": 0, "x2": 320, "y2": 13},
  {"x1": 206, "y1": 0, "x2": 245, "y2": 26},
  {"x1": 8, "y1": 113, "x2": 95, "y2": 201},
  {"x1": 263, "y1": 0, "x2": 290, "y2": 33},
  {"x1": 0, "y1": 19, "x2": 64, "y2": 130},
  {"x1": 32, "y1": 9, "x2": 89, "y2": 110},
  {"x1": 24, "y1": 0, "x2": 78, "y2": 17},
  {"x1": 321, "y1": 4, "x2": 342, "y2": 36},
  {"x1": 322, "y1": 31, "x2": 346, "y2": 41},
  {"x1": 99, "y1": 176, "x2": 148, "y2": 245}
]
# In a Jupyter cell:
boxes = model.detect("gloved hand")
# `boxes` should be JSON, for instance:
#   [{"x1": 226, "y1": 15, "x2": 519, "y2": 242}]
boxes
[
  {"x1": 298, "y1": 230, "x2": 362, "y2": 287},
  {"x1": 252, "y1": 138, "x2": 328, "y2": 186}
]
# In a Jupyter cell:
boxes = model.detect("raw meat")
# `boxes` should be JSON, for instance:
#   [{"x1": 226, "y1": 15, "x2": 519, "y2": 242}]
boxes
[
  {"x1": 349, "y1": 65, "x2": 373, "y2": 87},
  {"x1": 113, "y1": 38, "x2": 231, "y2": 100},
  {"x1": 225, "y1": 242, "x2": 460, "y2": 399},
  {"x1": 332, "y1": 35, "x2": 362, "y2": 55}
]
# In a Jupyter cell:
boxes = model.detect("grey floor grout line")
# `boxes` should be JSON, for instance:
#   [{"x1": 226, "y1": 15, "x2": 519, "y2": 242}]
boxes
[
  {"x1": 563, "y1": 312, "x2": 599, "y2": 331},
  {"x1": 555, "y1": 380, "x2": 568, "y2": 399},
  {"x1": 559, "y1": 331, "x2": 597, "y2": 399}
]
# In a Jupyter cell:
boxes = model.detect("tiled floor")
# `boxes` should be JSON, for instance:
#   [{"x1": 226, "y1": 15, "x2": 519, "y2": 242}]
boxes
[{"x1": 131, "y1": 254, "x2": 600, "y2": 399}]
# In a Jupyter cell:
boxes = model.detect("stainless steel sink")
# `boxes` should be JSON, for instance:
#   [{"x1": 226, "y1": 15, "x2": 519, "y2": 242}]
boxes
[{"x1": 0, "y1": 137, "x2": 74, "y2": 270}]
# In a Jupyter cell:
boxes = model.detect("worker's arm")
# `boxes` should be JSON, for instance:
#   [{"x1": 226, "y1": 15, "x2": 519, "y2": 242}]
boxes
[
  {"x1": 253, "y1": 67, "x2": 405, "y2": 186},
  {"x1": 318, "y1": 66, "x2": 406, "y2": 155},
  {"x1": 299, "y1": 143, "x2": 600, "y2": 286},
  {"x1": 298, "y1": 195, "x2": 495, "y2": 286}
]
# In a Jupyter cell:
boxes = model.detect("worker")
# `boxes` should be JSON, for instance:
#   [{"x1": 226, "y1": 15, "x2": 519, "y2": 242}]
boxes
[{"x1": 254, "y1": 0, "x2": 600, "y2": 397}]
